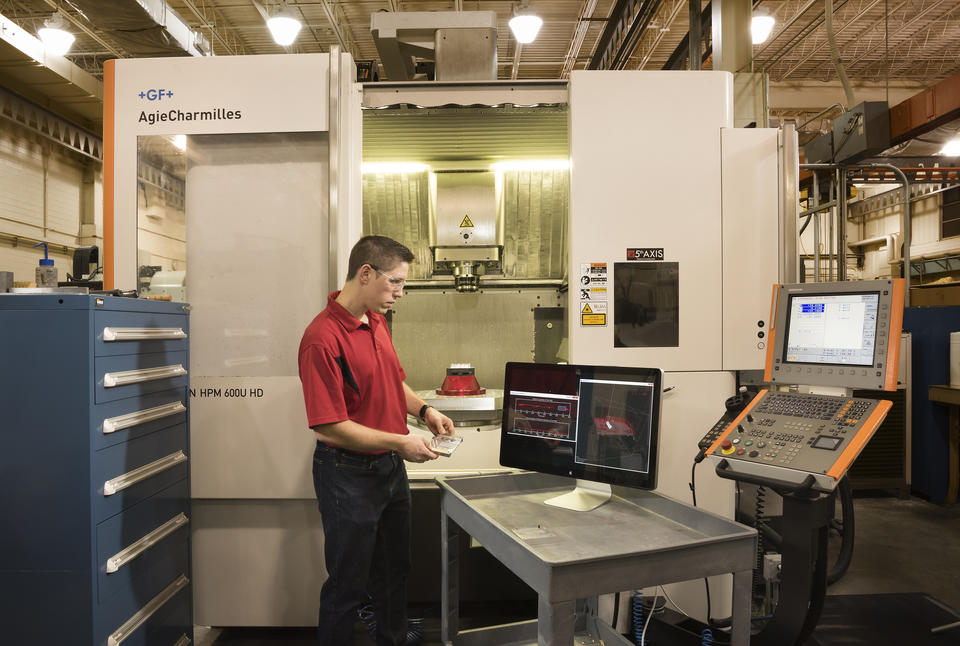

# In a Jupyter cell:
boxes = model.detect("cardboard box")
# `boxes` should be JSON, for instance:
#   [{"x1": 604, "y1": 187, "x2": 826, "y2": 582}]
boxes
[{"x1": 910, "y1": 284, "x2": 960, "y2": 307}]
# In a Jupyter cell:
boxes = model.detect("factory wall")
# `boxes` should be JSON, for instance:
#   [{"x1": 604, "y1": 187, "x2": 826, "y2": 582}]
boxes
[
  {"x1": 798, "y1": 184, "x2": 959, "y2": 282},
  {"x1": 0, "y1": 119, "x2": 101, "y2": 283},
  {"x1": 848, "y1": 186, "x2": 955, "y2": 281}
]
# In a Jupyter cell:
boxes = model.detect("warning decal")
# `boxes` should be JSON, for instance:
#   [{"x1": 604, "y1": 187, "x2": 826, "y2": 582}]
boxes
[
  {"x1": 459, "y1": 215, "x2": 474, "y2": 228},
  {"x1": 582, "y1": 303, "x2": 593, "y2": 313},
  {"x1": 581, "y1": 313, "x2": 606, "y2": 326}
]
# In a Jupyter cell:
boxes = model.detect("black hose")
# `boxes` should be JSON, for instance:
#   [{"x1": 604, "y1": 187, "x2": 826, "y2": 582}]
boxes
[{"x1": 827, "y1": 476, "x2": 855, "y2": 585}]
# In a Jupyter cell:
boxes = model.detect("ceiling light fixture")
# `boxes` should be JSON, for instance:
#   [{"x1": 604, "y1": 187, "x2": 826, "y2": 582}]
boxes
[
  {"x1": 751, "y1": 7, "x2": 775, "y2": 45},
  {"x1": 38, "y1": 12, "x2": 75, "y2": 56},
  {"x1": 509, "y1": 5, "x2": 543, "y2": 44},
  {"x1": 267, "y1": 2, "x2": 302, "y2": 47},
  {"x1": 940, "y1": 136, "x2": 960, "y2": 157}
]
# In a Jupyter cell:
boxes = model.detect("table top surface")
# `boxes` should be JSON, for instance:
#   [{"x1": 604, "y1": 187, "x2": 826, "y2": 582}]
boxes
[{"x1": 438, "y1": 472, "x2": 755, "y2": 566}]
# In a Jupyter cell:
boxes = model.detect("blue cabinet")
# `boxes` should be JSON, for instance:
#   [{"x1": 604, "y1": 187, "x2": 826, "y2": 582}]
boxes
[{"x1": 0, "y1": 295, "x2": 192, "y2": 646}]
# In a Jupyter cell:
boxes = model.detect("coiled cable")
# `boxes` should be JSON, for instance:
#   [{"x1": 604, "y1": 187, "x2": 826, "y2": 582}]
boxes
[{"x1": 632, "y1": 589, "x2": 644, "y2": 645}]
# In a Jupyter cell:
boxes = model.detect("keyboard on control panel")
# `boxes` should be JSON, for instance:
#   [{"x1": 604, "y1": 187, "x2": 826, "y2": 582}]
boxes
[{"x1": 706, "y1": 390, "x2": 892, "y2": 492}]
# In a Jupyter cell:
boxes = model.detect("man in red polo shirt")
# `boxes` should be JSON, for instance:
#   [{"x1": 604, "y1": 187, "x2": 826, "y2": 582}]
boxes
[{"x1": 298, "y1": 235, "x2": 454, "y2": 645}]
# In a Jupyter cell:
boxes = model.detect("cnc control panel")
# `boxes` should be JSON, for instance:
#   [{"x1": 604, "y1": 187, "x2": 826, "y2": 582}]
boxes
[{"x1": 705, "y1": 389, "x2": 892, "y2": 492}]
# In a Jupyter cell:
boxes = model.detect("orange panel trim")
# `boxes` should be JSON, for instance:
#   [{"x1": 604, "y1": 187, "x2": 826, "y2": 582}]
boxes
[
  {"x1": 826, "y1": 400, "x2": 893, "y2": 480},
  {"x1": 763, "y1": 285, "x2": 780, "y2": 382},
  {"x1": 103, "y1": 60, "x2": 115, "y2": 290},
  {"x1": 883, "y1": 279, "x2": 906, "y2": 391},
  {"x1": 706, "y1": 389, "x2": 769, "y2": 456}
]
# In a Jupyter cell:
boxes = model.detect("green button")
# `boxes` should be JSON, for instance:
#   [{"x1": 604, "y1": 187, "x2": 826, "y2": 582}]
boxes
[{"x1": 744, "y1": 440, "x2": 753, "y2": 446}]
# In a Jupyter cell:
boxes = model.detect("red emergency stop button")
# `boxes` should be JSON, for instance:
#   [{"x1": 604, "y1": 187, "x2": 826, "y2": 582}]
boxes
[{"x1": 721, "y1": 439, "x2": 735, "y2": 455}]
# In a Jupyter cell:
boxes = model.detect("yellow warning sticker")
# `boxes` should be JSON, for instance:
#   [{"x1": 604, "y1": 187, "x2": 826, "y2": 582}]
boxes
[
  {"x1": 459, "y1": 215, "x2": 474, "y2": 228},
  {"x1": 581, "y1": 303, "x2": 593, "y2": 314},
  {"x1": 581, "y1": 313, "x2": 606, "y2": 326}
]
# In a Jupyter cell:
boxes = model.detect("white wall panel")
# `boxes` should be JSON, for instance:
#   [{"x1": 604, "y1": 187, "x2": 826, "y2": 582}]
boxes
[
  {"x1": 0, "y1": 131, "x2": 44, "y2": 229},
  {"x1": 45, "y1": 157, "x2": 82, "y2": 236}
]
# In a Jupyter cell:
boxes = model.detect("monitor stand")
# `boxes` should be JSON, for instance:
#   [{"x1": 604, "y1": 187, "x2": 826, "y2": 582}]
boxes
[{"x1": 544, "y1": 479, "x2": 612, "y2": 512}]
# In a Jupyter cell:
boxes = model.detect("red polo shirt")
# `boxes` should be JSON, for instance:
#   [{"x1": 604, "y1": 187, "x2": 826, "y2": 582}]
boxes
[{"x1": 298, "y1": 291, "x2": 409, "y2": 451}]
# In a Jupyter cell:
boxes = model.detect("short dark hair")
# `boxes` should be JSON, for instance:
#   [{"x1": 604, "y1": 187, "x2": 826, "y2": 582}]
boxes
[{"x1": 346, "y1": 235, "x2": 415, "y2": 280}]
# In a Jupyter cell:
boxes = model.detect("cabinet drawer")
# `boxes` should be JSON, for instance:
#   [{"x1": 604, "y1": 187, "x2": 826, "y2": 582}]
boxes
[
  {"x1": 95, "y1": 310, "x2": 189, "y2": 357},
  {"x1": 94, "y1": 425, "x2": 188, "y2": 521},
  {"x1": 96, "y1": 352, "x2": 189, "y2": 404},
  {"x1": 97, "y1": 479, "x2": 190, "y2": 603},
  {"x1": 94, "y1": 390, "x2": 188, "y2": 450},
  {"x1": 96, "y1": 573, "x2": 191, "y2": 646}
]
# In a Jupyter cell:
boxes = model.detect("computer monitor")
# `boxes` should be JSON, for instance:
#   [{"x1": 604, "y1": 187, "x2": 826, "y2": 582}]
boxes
[
  {"x1": 499, "y1": 362, "x2": 663, "y2": 511},
  {"x1": 765, "y1": 279, "x2": 905, "y2": 391}
]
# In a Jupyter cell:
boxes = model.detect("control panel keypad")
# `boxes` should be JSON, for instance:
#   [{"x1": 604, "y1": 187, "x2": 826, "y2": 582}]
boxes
[{"x1": 709, "y1": 391, "x2": 889, "y2": 483}]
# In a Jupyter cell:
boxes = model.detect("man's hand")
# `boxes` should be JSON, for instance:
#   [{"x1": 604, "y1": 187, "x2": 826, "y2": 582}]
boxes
[
  {"x1": 398, "y1": 434, "x2": 439, "y2": 463},
  {"x1": 424, "y1": 407, "x2": 455, "y2": 436}
]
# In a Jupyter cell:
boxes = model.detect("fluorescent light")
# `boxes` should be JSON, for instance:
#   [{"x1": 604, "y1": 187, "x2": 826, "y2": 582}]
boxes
[
  {"x1": 267, "y1": 3, "x2": 301, "y2": 46},
  {"x1": 752, "y1": 8, "x2": 775, "y2": 44},
  {"x1": 172, "y1": 135, "x2": 186, "y2": 151},
  {"x1": 38, "y1": 12, "x2": 75, "y2": 56},
  {"x1": 940, "y1": 137, "x2": 960, "y2": 156},
  {"x1": 492, "y1": 160, "x2": 570, "y2": 172},
  {"x1": 362, "y1": 162, "x2": 429, "y2": 174},
  {"x1": 509, "y1": 13, "x2": 543, "y2": 44}
]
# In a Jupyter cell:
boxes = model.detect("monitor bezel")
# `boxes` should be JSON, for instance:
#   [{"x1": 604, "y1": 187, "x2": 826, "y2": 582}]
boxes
[
  {"x1": 499, "y1": 361, "x2": 662, "y2": 490},
  {"x1": 781, "y1": 289, "x2": 882, "y2": 369}
]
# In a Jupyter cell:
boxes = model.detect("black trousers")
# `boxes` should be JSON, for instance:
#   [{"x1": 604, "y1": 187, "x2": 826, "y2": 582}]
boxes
[{"x1": 313, "y1": 442, "x2": 411, "y2": 646}]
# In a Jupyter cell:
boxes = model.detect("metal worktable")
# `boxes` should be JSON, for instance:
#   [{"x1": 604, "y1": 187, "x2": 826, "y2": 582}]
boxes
[{"x1": 438, "y1": 472, "x2": 757, "y2": 646}]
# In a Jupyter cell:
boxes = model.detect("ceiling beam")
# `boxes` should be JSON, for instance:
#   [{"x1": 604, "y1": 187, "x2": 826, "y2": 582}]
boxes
[
  {"x1": 181, "y1": 0, "x2": 244, "y2": 56},
  {"x1": 561, "y1": 0, "x2": 599, "y2": 78},
  {"x1": 318, "y1": 0, "x2": 358, "y2": 58},
  {"x1": 841, "y1": 0, "x2": 948, "y2": 71},
  {"x1": 39, "y1": 0, "x2": 125, "y2": 58},
  {"x1": 776, "y1": 0, "x2": 883, "y2": 81}
]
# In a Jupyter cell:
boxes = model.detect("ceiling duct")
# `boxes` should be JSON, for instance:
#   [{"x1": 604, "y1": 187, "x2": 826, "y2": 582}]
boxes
[
  {"x1": 68, "y1": 0, "x2": 210, "y2": 57},
  {"x1": 371, "y1": 11, "x2": 497, "y2": 81}
]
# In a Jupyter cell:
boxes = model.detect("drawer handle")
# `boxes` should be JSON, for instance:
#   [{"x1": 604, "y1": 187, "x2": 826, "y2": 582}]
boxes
[
  {"x1": 102, "y1": 401, "x2": 186, "y2": 434},
  {"x1": 106, "y1": 512, "x2": 190, "y2": 573},
  {"x1": 173, "y1": 635, "x2": 191, "y2": 646},
  {"x1": 104, "y1": 364, "x2": 187, "y2": 388},
  {"x1": 104, "y1": 451, "x2": 188, "y2": 496},
  {"x1": 103, "y1": 327, "x2": 187, "y2": 342},
  {"x1": 108, "y1": 574, "x2": 189, "y2": 646}
]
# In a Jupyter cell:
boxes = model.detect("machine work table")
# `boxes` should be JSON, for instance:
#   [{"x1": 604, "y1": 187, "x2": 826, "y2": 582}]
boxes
[
  {"x1": 929, "y1": 385, "x2": 960, "y2": 505},
  {"x1": 438, "y1": 472, "x2": 757, "y2": 646}
]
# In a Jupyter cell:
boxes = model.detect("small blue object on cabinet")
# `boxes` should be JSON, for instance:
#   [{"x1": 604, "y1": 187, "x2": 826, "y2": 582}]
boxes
[{"x1": 0, "y1": 294, "x2": 192, "y2": 646}]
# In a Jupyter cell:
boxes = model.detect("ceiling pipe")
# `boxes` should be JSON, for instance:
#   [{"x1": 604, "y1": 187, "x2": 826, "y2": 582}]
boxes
[{"x1": 824, "y1": 0, "x2": 855, "y2": 108}]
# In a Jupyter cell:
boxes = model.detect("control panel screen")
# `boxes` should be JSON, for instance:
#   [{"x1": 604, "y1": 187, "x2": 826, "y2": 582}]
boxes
[
  {"x1": 812, "y1": 435, "x2": 843, "y2": 450},
  {"x1": 783, "y1": 292, "x2": 879, "y2": 367},
  {"x1": 500, "y1": 362, "x2": 662, "y2": 489}
]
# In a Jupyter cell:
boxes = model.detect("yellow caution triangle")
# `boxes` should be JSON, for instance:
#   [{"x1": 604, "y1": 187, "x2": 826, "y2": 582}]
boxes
[
  {"x1": 459, "y1": 214, "x2": 474, "y2": 228},
  {"x1": 581, "y1": 303, "x2": 593, "y2": 313}
]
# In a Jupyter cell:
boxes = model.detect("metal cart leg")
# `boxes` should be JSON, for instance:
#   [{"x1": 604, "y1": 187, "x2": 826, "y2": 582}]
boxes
[
  {"x1": 538, "y1": 597, "x2": 576, "y2": 645},
  {"x1": 441, "y1": 509, "x2": 460, "y2": 645},
  {"x1": 731, "y1": 569, "x2": 752, "y2": 646}
]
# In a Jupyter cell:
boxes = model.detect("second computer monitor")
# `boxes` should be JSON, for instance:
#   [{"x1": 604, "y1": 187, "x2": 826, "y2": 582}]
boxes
[{"x1": 500, "y1": 362, "x2": 662, "y2": 490}]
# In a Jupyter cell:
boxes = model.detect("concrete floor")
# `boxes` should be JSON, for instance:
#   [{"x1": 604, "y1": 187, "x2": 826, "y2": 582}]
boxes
[{"x1": 193, "y1": 494, "x2": 960, "y2": 645}]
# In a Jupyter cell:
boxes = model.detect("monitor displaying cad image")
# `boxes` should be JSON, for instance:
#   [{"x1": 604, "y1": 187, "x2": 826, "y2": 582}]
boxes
[
  {"x1": 783, "y1": 292, "x2": 879, "y2": 367},
  {"x1": 499, "y1": 362, "x2": 662, "y2": 489}
]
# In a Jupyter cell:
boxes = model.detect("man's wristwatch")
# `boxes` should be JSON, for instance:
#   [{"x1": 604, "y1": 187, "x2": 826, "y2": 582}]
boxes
[{"x1": 419, "y1": 404, "x2": 432, "y2": 420}]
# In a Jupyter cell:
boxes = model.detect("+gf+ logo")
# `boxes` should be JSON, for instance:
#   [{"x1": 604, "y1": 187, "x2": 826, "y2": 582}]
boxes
[{"x1": 138, "y1": 89, "x2": 175, "y2": 100}]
